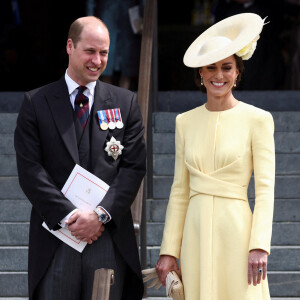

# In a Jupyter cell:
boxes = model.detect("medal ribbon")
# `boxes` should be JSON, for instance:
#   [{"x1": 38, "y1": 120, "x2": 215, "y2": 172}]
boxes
[
  {"x1": 117, "y1": 108, "x2": 123, "y2": 123},
  {"x1": 97, "y1": 111, "x2": 102, "y2": 126},
  {"x1": 100, "y1": 110, "x2": 108, "y2": 125},
  {"x1": 105, "y1": 110, "x2": 112, "y2": 123},
  {"x1": 111, "y1": 109, "x2": 117, "y2": 123},
  {"x1": 115, "y1": 108, "x2": 120, "y2": 123}
]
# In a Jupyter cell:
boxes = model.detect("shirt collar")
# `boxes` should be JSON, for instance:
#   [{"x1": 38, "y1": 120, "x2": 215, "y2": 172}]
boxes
[{"x1": 65, "y1": 69, "x2": 97, "y2": 96}]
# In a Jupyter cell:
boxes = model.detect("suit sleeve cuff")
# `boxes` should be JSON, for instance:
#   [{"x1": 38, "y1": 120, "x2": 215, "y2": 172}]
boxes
[{"x1": 59, "y1": 208, "x2": 79, "y2": 228}]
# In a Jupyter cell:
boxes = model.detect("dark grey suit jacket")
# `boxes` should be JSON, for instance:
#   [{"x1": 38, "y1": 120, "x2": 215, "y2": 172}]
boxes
[{"x1": 14, "y1": 77, "x2": 146, "y2": 299}]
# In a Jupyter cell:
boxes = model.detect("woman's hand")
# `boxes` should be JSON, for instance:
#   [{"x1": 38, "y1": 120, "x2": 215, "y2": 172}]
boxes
[
  {"x1": 248, "y1": 249, "x2": 268, "y2": 286},
  {"x1": 156, "y1": 255, "x2": 180, "y2": 286}
]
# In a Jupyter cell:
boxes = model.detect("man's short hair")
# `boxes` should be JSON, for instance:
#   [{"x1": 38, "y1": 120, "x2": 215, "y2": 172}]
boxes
[{"x1": 68, "y1": 17, "x2": 108, "y2": 48}]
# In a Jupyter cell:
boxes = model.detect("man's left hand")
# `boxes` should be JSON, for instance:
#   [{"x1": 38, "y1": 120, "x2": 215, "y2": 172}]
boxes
[{"x1": 67, "y1": 211, "x2": 104, "y2": 244}]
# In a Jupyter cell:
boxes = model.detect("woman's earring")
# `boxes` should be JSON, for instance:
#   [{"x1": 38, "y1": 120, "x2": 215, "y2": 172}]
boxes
[
  {"x1": 201, "y1": 76, "x2": 204, "y2": 86},
  {"x1": 234, "y1": 78, "x2": 237, "y2": 87}
]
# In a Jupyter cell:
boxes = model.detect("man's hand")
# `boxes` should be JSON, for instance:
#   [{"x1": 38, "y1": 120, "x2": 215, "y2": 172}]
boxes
[
  {"x1": 248, "y1": 249, "x2": 268, "y2": 286},
  {"x1": 66, "y1": 211, "x2": 104, "y2": 244}
]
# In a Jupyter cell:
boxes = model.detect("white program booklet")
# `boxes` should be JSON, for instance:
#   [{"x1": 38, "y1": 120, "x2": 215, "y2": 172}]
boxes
[{"x1": 42, "y1": 164, "x2": 110, "y2": 252}]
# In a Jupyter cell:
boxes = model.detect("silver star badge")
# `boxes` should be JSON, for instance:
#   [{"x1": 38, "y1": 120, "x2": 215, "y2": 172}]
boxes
[{"x1": 105, "y1": 136, "x2": 124, "y2": 160}]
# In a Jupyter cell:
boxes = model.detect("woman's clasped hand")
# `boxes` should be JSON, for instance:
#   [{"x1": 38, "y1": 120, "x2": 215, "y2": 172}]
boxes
[{"x1": 155, "y1": 255, "x2": 180, "y2": 286}]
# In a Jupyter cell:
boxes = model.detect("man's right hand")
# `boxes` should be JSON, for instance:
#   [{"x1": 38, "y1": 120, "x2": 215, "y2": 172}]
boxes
[
  {"x1": 66, "y1": 210, "x2": 105, "y2": 244},
  {"x1": 155, "y1": 255, "x2": 180, "y2": 286}
]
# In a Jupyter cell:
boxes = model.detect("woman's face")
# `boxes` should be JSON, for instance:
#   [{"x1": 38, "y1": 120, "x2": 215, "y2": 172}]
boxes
[{"x1": 199, "y1": 56, "x2": 239, "y2": 97}]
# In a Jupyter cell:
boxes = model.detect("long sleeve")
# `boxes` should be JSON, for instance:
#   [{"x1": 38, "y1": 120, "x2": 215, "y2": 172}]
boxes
[
  {"x1": 160, "y1": 115, "x2": 190, "y2": 259},
  {"x1": 249, "y1": 112, "x2": 275, "y2": 254},
  {"x1": 14, "y1": 92, "x2": 76, "y2": 230}
]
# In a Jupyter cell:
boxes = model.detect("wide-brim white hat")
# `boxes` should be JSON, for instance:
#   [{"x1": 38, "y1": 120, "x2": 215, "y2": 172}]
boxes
[{"x1": 183, "y1": 13, "x2": 265, "y2": 68}]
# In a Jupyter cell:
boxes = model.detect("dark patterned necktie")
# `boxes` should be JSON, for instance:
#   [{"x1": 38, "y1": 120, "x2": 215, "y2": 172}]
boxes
[{"x1": 74, "y1": 86, "x2": 89, "y2": 129}]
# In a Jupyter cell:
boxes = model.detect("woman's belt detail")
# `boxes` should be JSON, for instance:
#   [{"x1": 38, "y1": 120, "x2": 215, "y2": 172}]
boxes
[{"x1": 185, "y1": 161, "x2": 248, "y2": 201}]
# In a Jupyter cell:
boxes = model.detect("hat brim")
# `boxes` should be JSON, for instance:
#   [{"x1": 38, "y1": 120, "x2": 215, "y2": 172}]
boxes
[{"x1": 183, "y1": 13, "x2": 264, "y2": 68}]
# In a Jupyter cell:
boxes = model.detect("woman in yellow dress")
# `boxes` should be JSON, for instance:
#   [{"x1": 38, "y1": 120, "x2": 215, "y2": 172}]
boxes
[{"x1": 156, "y1": 13, "x2": 275, "y2": 300}]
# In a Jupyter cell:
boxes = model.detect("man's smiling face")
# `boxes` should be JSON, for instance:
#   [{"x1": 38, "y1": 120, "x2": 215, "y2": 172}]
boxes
[{"x1": 66, "y1": 21, "x2": 110, "y2": 86}]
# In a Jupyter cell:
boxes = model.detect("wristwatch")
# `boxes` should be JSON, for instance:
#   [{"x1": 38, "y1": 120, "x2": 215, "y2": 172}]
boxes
[{"x1": 93, "y1": 207, "x2": 109, "y2": 223}]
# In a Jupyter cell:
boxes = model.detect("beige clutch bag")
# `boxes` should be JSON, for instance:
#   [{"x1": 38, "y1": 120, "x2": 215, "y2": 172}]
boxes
[{"x1": 142, "y1": 268, "x2": 184, "y2": 300}]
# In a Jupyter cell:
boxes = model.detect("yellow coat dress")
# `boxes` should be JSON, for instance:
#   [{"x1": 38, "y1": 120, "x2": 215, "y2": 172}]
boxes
[{"x1": 160, "y1": 102, "x2": 275, "y2": 300}]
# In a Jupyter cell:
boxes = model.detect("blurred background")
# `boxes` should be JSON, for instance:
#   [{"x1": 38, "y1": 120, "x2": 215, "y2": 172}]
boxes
[{"x1": 0, "y1": 0, "x2": 299, "y2": 91}]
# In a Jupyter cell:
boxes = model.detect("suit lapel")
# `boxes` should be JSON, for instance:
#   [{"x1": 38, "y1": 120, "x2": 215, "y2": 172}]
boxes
[
  {"x1": 90, "y1": 80, "x2": 113, "y2": 171},
  {"x1": 46, "y1": 77, "x2": 79, "y2": 164}
]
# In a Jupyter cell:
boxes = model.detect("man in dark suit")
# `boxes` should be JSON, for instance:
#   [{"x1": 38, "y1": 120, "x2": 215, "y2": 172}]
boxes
[{"x1": 14, "y1": 16, "x2": 146, "y2": 300}]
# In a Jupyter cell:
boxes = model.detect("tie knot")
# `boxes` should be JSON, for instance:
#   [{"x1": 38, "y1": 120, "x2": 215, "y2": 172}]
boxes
[
  {"x1": 77, "y1": 85, "x2": 87, "y2": 95},
  {"x1": 75, "y1": 86, "x2": 89, "y2": 106}
]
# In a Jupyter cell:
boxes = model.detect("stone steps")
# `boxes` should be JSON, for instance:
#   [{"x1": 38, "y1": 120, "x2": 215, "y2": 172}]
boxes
[
  {"x1": 0, "y1": 223, "x2": 29, "y2": 246},
  {"x1": 0, "y1": 113, "x2": 18, "y2": 133},
  {"x1": 0, "y1": 201, "x2": 31, "y2": 222},
  {"x1": 1, "y1": 246, "x2": 299, "y2": 273},
  {"x1": 0, "y1": 272, "x2": 27, "y2": 298},
  {"x1": 0, "y1": 211, "x2": 300, "y2": 246},
  {"x1": 0, "y1": 178, "x2": 25, "y2": 200},
  {"x1": 0, "y1": 95, "x2": 299, "y2": 297},
  {"x1": 0, "y1": 247, "x2": 27, "y2": 271},
  {"x1": 0, "y1": 111, "x2": 29, "y2": 298}
]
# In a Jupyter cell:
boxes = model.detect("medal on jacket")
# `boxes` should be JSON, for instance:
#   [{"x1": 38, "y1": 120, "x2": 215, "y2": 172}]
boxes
[
  {"x1": 115, "y1": 108, "x2": 124, "y2": 129},
  {"x1": 111, "y1": 108, "x2": 119, "y2": 129},
  {"x1": 97, "y1": 110, "x2": 108, "y2": 130},
  {"x1": 105, "y1": 136, "x2": 124, "y2": 160},
  {"x1": 106, "y1": 109, "x2": 116, "y2": 130}
]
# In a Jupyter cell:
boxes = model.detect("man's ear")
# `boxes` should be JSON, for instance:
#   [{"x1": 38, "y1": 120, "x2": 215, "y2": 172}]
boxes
[{"x1": 66, "y1": 39, "x2": 73, "y2": 55}]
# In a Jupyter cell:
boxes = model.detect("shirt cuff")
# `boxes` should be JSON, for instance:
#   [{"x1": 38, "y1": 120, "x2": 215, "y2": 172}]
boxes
[{"x1": 60, "y1": 208, "x2": 79, "y2": 228}]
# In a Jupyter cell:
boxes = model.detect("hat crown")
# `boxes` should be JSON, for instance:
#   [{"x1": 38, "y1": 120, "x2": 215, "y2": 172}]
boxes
[{"x1": 199, "y1": 36, "x2": 232, "y2": 56}]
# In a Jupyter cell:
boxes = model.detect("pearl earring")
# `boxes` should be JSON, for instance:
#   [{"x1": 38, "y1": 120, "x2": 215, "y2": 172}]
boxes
[
  {"x1": 201, "y1": 76, "x2": 204, "y2": 86},
  {"x1": 234, "y1": 78, "x2": 237, "y2": 87}
]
